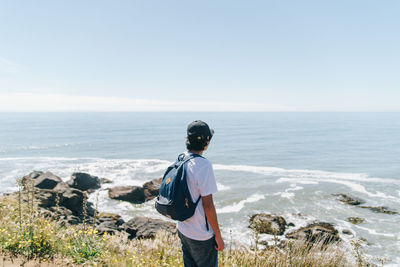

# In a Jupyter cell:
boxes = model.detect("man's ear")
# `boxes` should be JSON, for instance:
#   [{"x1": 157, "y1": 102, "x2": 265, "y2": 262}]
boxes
[{"x1": 203, "y1": 141, "x2": 210, "y2": 151}]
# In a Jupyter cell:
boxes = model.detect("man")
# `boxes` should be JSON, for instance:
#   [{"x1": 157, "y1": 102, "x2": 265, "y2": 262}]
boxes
[{"x1": 177, "y1": 120, "x2": 224, "y2": 267}]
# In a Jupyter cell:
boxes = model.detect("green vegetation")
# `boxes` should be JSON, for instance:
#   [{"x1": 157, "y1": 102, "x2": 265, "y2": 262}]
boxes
[{"x1": 0, "y1": 183, "x2": 373, "y2": 266}]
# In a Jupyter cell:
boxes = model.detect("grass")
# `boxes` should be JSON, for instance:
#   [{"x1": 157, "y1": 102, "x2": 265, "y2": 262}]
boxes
[{"x1": 0, "y1": 181, "x2": 373, "y2": 266}]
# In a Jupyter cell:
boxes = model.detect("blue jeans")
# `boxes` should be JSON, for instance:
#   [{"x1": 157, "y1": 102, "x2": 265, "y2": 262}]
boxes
[{"x1": 178, "y1": 230, "x2": 218, "y2": 267}]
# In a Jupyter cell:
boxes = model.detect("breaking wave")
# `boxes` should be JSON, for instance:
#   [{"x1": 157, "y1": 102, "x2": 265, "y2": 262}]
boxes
[{"x1": 217, "y1": 193, "x2": 265, "y2": 213}]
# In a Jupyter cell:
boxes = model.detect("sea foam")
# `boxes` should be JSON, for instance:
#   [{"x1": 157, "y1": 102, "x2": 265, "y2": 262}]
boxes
[
  {"x1": 214, "y1": 163, "x2": 400, "y2": 184},
  {"x1": 217, "y1": 193, "x2": 265, "y2": 213}
]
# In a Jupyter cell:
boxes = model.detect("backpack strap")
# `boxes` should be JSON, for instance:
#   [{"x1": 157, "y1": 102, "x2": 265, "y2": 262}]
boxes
[
  {"x1": 194, "y1": 195, "x2": 209, "y2": 231},
  {"x1": 180, "y1": 152, "x2": 209, "y2": 231},
  {"x1": 177, "y1": 152, "x2": 203, "y2": 162}
]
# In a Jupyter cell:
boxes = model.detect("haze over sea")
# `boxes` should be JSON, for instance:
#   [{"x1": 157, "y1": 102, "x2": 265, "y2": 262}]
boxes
[{"x1": 1, "y1": 112, "x2": 399, "y2": 264}]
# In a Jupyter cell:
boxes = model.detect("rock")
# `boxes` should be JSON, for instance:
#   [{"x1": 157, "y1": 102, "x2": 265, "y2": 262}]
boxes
[
  {"x1": 108, "y1": 186, "x2": 145, "y2": 204},
  {"x1": 106, "y1": 178, "x2": 162, "y2": 203},
  {"x1": 16, "y1": 185, "x2": 93, "y2": 226},
  {"x1": 359, "y1": 206, "x2": 398, "y2": 215},
  {"x1": 249, "y1": 213, "x2": 287, "y2": 235},
  {"x1": 288, "y1": 222, "x2": 295, "y2": 227},
  {"x1": 95, "y1": 213, "x2": 125, "y2": 235},
  {"x1": 347, "y1": 217, "x2": 365, "y2": 224},
  {"x1": 122, "y1": 216, "x2": 176, "y2": 239},
  {"x1": 100, "y1": 177, "x2": 113, "y2": 185},
  {"x1": 21, "y1": 171, "x2": 62, "y2": 190},
  {"x1": 34, "y1": 183, "x2": 95, "y2": 218},
  {"x1": 67, "y1": 172, "x2": 101, "y2": 192},
  {"x1": 49, "y1": 206, "x2": 73, "y2": 216},
  {"x1": 333, "y1": 193, "x2": 365, "y2": 206},
  {"x1": 96, "y1": 221, "x2": 120, "y2": 235},
  {"x1": 286, "y1": 222, "x2": 340, "y2": 245},
  {"x1": 143, "y1": 178, "x2": 162, "y2": 201},
  {"x1": 33, "y1": 171, "x2": 63, "y2": 189},
  {"x1": 66, "y1": 215, "x2": 81, "y2": 225},
  {"x1": 38, "y1": 206, "x2": 80, "y2": 226},
  {"x1": 342, "y1": 229, "x2": 352, "y2": 235},
  {"x1": 24, "y1": 171, "x2": 44, "y2": 180},
  {"x1": 35, "y1": 189, "x2": 58, "y2": 208},
  {"x1": 97, "y1": 212, "x2": 124, "y2": 225},
  {"x1": 10, "y1": 171, "x2": 102, "y2": 227},
  {"x1": 58, "y1": 185, "x2": 95, "y2": 217}
]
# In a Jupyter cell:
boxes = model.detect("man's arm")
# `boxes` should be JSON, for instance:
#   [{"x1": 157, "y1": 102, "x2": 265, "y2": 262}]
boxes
[{"x1": 202, "y1": 194, "x2": 225, "y2": 251}]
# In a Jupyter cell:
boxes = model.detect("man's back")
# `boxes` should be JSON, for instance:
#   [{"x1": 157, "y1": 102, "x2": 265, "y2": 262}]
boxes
[{"x1": 177, "y1": 152, "x2": 218, "y2": 241}]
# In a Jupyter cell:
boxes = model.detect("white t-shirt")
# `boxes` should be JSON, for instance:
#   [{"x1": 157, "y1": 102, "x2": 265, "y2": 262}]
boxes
[{"x1": 177, "y1": 151, "x2": 218, "y2": 241}]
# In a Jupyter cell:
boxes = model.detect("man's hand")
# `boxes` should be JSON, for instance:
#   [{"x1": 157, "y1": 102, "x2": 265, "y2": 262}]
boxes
[{"x1": 214, "y1": 235, "x2": 225, "y2": 251}]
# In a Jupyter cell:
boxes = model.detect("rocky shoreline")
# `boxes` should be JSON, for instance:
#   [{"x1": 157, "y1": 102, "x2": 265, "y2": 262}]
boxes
[
  {"x1": 5, "y1": 171, "x2": 175, "y2": 240},
  {"x1": 4, "y1": 171, "x2": 398, "y2": 250}
]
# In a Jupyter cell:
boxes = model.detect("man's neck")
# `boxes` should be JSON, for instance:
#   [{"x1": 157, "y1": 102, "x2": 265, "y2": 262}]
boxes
[{"x1": 188, "y1": 150, "x2": 203, "y2": 156}]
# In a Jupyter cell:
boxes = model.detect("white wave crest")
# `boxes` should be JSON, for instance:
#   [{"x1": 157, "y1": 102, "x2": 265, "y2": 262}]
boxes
[
  {"x1": 214, "y1": 164, "x2": 399, "y2": 184},
  {"x1": 355, "y1": 225, "x2": 396, "y2": 238},
  {"x1": 0, "y1": 157, "x2": 172, "y2": 189},
  {"x1": 274, "y1": 184, "x2": 304, "y2": 200},
  {"x1": 217, "y1": 183, "x2": 230, "y2": 191},
  {"x1": 277, "y1": 177, "x2": 399, "y2": 201},
  {"x1": 217, "y1": 193, "x2": 265, "y2": 213},
  {"x1": 297, "y1": 180, "x2": 319, "y2": 185}
]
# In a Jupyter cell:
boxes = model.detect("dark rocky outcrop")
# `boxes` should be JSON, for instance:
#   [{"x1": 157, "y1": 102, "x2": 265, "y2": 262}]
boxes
[
  {"x1": 347, "y1": 217, "x2": 365, "y2": 224},
  {"x1": 108, "y1": 186, "x2": 145, "y2": 203},
  {"x1": 57, "y1": 183, "x2": 95, "y2": 217},
  {"x1": 6, "y1": 171, "x2": 177, "y2": 241},
  {"x1": 342, "y1": 229, "x2": 352, "y2": 235},
  {"x1": 23, "y1": 171, "x2": 44, "y2": 180},
  {"x1": 34, "y1": 172, "x2": 63, "y2": 189},
  {"x1": 67, "y1": 172, "x2": 101, "y2": 192},
  {"x1": 33, "y1": 183, "x2": 94, "y2": 224},
  {"x1": 143, "y1": 178, "x2": 162, "y2": 201},
  {"x1": 359, "y1": 206, "x2": 398, "y2": 215},
  {"x1": 333, "y1": 193, "x2": 398, "y2": 215},
  {"x1": 107, "y1": 178, "x2": 161, "y2": 204},
  {"x1": 286, "y1": 222, "x2": 340, "y2": 245},
  {"x1": 100, "y1": 177, "x2": 113, "y2": 185},
  {"x1": 95, "y1": 212, "x2": 125, "y2": 235},
  {"x1": 6, "y1": 185, "x2": 92, "y2": 226},
  {"x1": 249, "y1": 213, "x2": 287, "y2": 235},
  {"x1": 97, "y1": 212, "x2": 124, "y2": 225},
  {"x1": 22, "y1": 171, "x2": 62, "y2": 190},
  {"x1": 333, "y1": 193, "x2": 365, "y2": 206},
  {"x1": 122, "y1": 216, "x2": 176, "y2": 239}
]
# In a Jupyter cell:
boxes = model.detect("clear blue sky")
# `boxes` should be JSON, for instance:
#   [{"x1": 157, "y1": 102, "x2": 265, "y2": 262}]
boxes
[{"x1": 0, "y1": 0, "x2": 399, "y2": 111}]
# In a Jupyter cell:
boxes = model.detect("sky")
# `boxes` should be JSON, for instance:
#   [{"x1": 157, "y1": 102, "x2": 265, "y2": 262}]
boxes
[{"x1": 0, "y1": 0, "x2": 399, "y2": 112}]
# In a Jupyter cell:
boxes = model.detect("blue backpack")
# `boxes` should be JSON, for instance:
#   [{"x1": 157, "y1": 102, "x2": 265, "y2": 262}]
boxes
[{"x1": 155, "y1": 153, "x2": 207, "y2": 226}]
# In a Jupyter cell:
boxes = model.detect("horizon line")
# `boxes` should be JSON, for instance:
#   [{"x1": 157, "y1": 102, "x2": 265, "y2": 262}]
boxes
[{"x1": 0, "y1": 93, "x2": 398, "y2": 112}]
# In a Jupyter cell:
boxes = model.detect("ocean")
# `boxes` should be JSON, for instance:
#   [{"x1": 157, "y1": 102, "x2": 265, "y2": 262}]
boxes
[{"x1": 0, "y1": 112, "x2": 399, "y2": 264}]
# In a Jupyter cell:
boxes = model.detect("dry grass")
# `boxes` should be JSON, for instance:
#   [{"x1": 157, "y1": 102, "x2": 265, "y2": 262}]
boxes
[{"x1": 0, "y1": 181, "x2": 372, "y2": 266}]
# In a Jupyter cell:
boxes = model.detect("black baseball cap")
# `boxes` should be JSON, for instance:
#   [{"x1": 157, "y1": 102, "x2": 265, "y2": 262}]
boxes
[{"x1": 187, "y1": 120, "x2": 214, "y2": 141}]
